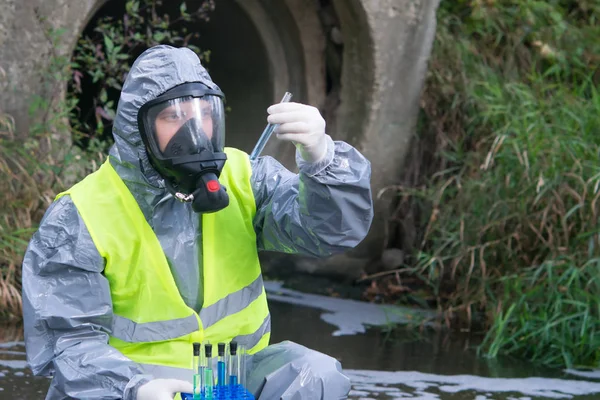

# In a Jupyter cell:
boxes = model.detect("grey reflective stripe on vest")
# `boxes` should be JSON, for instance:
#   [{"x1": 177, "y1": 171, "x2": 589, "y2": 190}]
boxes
[
  {"x1": 140, "y1": 363, "x2": 194, "y2": 381},
  {"x1": 138, "y1": 318, "x2": 271, "y2": 380},
  {"x1": 200, "y1": 275, "x2": 264, "y2": 328},
  {"x1": 112, "y1": 313, "x2": 198, "y2": 343},
  {"x1": 233, "y1": 314, "x2": 271, "y2": 350},
  {"x1": 111, "y1": 275, "x2": 265, "y2": 342}
]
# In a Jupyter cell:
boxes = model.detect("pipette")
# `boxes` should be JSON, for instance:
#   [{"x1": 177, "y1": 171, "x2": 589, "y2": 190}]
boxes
[{"x1": 249, "y1": 92, "x2": 293, "y2": 160}]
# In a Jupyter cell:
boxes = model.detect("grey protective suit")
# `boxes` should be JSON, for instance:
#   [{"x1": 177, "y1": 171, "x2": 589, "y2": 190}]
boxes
[{"x1": 22, "y1": 45, "x2": 373, "y2": 400}]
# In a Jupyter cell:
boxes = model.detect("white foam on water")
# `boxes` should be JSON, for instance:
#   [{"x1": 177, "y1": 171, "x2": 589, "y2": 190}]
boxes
[
  {"x1": 350, "y1": 390, "x2": 437, "y2": 399},
  {"x1": 264, "y1": 281, "x2": 434, "y2": 336},
  {"x1": 0, "y1": 350, "x2": 26, "y2": 356},
  {"x1": 345, "y1": 370, "x2": 600, "y2": 399},
  {"x1": 0, "y1": 360, "x2": 27, "y2": 369},
  {"x1": 0, "y1": 341, "x2": 29, "y2": 371},
  {"x1": 564, "y1": 369, "x2": 600, "y2": 380},
  {"x1": 350, "y1": 382, "x2": 441, "y2": 399},
  {"x1": 0, "y1": 342, "x2": 24, "y2": 349}
]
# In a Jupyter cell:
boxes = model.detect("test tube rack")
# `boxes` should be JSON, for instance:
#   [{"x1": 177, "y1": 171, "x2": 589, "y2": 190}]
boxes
[
  {"x1": 181, "y1": 385, "x2": 255, "y2": 400},
  {"x1": 187, "y1": 340, "x2": 251, "y2": 400}
]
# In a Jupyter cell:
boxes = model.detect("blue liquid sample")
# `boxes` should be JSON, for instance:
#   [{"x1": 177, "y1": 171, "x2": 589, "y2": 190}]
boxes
[
  {"x1": 229, "y1": 375, "x2": 238, "y2": 387},
  {"x1": 217, "y1": 361, "x2": 226, "y2": 386}
]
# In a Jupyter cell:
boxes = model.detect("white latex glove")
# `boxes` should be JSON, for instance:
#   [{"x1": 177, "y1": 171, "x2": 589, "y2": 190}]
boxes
[
  {"x1": 267, "y1": 102, "x2": 328, "y2": 163},
  {"x1": 136, "y1": 378, "x2": 194, "y2": 400}
]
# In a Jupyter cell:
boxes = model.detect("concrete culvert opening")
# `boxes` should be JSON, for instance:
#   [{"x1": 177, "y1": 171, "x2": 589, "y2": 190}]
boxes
[{"x1": 193, "y1": 0, "x2": 272, "y2": 154}]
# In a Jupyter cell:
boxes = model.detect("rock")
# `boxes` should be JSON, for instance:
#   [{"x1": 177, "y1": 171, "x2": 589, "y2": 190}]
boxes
[{"x1": 381, "y1": 248, "x2": 405, "y2": 271}]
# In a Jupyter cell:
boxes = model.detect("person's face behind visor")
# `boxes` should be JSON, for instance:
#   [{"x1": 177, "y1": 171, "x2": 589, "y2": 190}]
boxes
[{"x1": 154, "y1": 97, "x2": 215, "y2": 153}]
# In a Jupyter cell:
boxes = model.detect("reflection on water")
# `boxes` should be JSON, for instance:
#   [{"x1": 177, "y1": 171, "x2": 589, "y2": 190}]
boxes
[
  {"x1": 1, "y1": 298, "x2": 599, "y2": 399},
  {"x1": 269, "y1": 296, "x2": 558, "y2": 379},
  {"x1": 0, "y1": 323, "x2": 23, "y2": 343}
]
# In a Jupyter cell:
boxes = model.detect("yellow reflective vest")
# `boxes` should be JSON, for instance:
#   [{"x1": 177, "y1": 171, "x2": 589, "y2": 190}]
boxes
[{"x1": 56, "y1": 147, "x2": 270, "y2": 379}]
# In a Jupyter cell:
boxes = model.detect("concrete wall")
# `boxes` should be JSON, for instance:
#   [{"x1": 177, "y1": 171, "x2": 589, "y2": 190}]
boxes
[
  {"x1": 0, "y1": 0, "x2": 440, "y2": 276},
  {"x1": 0, "y1": 0, "x2": 104, "y2": 139},
  {"x1": 334, "y1": 0, "x2": 441, "y2": 260}
]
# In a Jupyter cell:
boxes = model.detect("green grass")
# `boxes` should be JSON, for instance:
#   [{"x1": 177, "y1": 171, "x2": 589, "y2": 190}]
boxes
[
  {"x1": 0, "y1": 124, "x2": 61, "y2": 320},
  {"x1": 482, "y1": 260, "x2": 600, "y2": 368},
  {"x1": 390, "y1": 0, "x2": 600, "y2": 368},
  {"x1": 0, "y1": 63, "x2": 105, "y2": 320}
]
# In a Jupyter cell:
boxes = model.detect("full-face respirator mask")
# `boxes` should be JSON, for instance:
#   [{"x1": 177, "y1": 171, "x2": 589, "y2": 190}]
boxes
[{"x1": 138, "y1": 83, "x2": 229, "y2": 213}]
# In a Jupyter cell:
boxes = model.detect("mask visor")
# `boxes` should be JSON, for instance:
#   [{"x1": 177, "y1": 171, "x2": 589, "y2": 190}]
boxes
[{"x1": 143, "y1": 95, "x2": 225, "y2": 159}]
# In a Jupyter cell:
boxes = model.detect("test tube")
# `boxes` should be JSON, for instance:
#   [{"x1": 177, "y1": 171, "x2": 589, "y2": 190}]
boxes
[
  {"x1": 199, "y1": 342, "x2": 207, "y2": 395},
  {"x1": 217, "y1": 342, "x2": 227, "y2": 387},
  {"x1": 228, "y1": 341, "x2": 239, "y2": 388},
  {"x1": 192, "y1": 342, "x2": 201, "y2": 399},
  {"x1": 204, "y1": 343, "x2": 214, "y2": 399},
  {"x1": 238, "y1": 344, "x2": 247, "y2": 389},
  {"x1": 249, "y1": 91, "x2": 293, "y2": 160}
]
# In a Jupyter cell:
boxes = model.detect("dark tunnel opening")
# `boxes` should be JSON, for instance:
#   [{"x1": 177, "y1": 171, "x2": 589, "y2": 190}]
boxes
[
  {"x1": 68, "y1": 0, "x2": 272, "y2": 153},
  {"x1": 316, "y1": 0, "x2": 343, "y2": 136}
]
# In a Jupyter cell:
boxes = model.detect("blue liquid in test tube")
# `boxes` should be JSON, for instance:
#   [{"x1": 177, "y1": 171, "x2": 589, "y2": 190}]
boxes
[
  {"x1": 228, "y1": 341, "x2": 239, "y2": 388},
  {"x1": 217, "y1": 343, "x2": 226, "y2": 387}
]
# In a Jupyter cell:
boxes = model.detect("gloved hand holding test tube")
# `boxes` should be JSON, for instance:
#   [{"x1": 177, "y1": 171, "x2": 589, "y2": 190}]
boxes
[{"x1": 249, "y1": 92, "x2": 293, "y2": 160}]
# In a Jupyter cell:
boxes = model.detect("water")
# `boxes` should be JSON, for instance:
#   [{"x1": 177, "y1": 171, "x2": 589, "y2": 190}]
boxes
[
  {"x1": 0, "y1": 341, "x2": 51, "y2": 397},
  {"x1": 2, "y1": 284, "x2": 600, "y2": 399}
]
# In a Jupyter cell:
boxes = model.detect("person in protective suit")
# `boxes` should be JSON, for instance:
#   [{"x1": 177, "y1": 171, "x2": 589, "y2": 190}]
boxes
[{"x1": 22, "y1": 45, "x2": 373, "y2": 400}]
